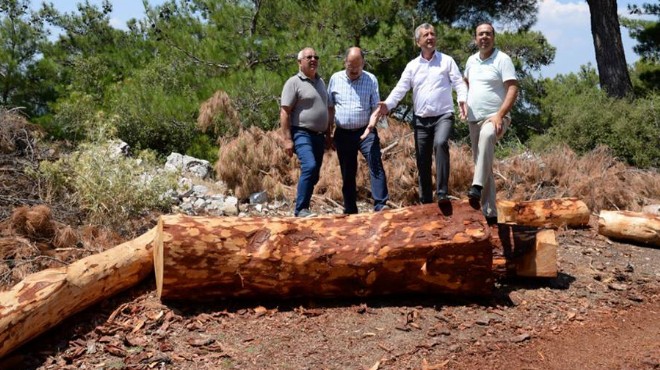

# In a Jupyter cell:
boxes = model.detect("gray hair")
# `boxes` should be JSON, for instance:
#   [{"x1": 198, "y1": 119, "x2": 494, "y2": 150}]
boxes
[
  {"x1": 297, "y1": 47, "x2": 314, "y2": 60},
  {"x1": 414, "y1": 23, "x2": 434, "y2": 42}
]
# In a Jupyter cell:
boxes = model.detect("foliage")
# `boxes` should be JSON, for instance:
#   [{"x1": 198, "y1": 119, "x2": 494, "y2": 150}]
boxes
[
  {"x1": 532, "y1": 66, "x2": 660, "y2": 168},
  {"x1": 0, "y1": 0, "x2": 48, "y2": 115},
  {"x1": 623, "y1": 2, "x2": 660, "y2": 61},
  {"x1": 107, "y1": 58, "x2": 198, "y2": 154},
  {"x1": 35, "y1": 142, "x2": 178, "y2": 230},
  {"x1": 416, "y1": 0, "x2": 539, "y2": 30},
  {"x1": 622, "y1": 2, "x2": 660, "y2": 91}
]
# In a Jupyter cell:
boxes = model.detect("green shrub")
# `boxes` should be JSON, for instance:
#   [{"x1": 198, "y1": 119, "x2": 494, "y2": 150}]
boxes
[
  {"x1": 35, "y1": 141, "x2": 178, "y2": 230},
  {"x1": 533, "y1": 68, "x2": 660, "y2": 168}
]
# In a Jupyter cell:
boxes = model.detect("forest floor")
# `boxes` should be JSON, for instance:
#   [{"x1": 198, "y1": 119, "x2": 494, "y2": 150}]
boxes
[
  {"x1": 1, "y1": 209, "x2": 658, "y2": 370},
  {"x1": 0, "y1": 121, "x2": 658, "y2": 369}
]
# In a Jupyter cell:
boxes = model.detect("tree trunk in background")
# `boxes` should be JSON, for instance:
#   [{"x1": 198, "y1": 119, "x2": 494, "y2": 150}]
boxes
[
  {"x1": 155, "y1": 203, "x2": 495, "y2": 300},
  {"x1": 587, "y1": 0, "x2": 633, "y2": 98}
]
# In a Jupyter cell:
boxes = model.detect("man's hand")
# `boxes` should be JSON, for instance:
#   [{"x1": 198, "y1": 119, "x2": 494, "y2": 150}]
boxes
[
  {"x1": 490, "y1": 115, "x2": 504, "y2": 137},
  {"x1": 359, "y1": 125, "x2": 373, "y2": 141},
  {"x1": 377, "y1": 101, "x2": 389, "y2": 116},
  {"x1": 325, "y1": 134, "x2": 335, "y2": 151},
  {"x1": 283, "y1": 138, "x2": 294, "y2": 157},
  {"x1": 459, "y1": 101, "x2": 467, "y2": 121}
]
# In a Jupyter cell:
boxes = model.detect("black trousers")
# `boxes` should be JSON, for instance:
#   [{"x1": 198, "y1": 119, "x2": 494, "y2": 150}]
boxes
[{"x1": 412, "y1": 112, "x2": 454, "y2": 203}]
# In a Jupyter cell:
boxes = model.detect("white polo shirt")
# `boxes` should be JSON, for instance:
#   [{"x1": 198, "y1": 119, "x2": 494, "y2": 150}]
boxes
[{"x1": 464, "y1": 49, "x2": 517, "y2": 122}]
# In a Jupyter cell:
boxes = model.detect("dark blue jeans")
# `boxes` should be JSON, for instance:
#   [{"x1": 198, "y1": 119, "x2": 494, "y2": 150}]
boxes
[
  {"x1": 413, "y1": 113, "x2": 454, "y2": 203},
  {"x1": 292, "y1": 127, "x2": 325, "y2": 216},
  {"x1": 334, "y1": 127, "x2": 389, "y2": 214}
]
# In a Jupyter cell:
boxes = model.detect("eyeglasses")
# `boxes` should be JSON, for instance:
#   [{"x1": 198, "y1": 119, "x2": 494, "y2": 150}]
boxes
[{"x1": 304, "y1": 55, "x2": 320, "y2": 60}]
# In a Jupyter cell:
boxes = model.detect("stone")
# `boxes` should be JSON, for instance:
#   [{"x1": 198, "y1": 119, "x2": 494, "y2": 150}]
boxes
[{"x1": 249, "y1": 191, "x2": 268, "y2": 204}]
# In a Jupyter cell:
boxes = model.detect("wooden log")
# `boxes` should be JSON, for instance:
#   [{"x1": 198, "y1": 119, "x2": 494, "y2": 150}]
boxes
[
  {"x1": 155, "y1": 202, "x2": 495, "y2": 300},
  {"x1": 496, "y1": 197, "x2": 590, "y2": 228},
  {"x1": 489, "y1": 225, "x2": 557, "y2": 278},
  {"x1": 515, "y1": 229, "x2": 558, "y2": 278},
  {"x1": 0, "y1": 228, "x2": 156, "y2": 359},
  {"x1": 598, "y1": 210, "x2": 660, "y2": 246}
]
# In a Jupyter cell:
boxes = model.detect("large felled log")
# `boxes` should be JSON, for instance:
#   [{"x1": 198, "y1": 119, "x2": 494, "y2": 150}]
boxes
[
  {"x1": 155, "y1": 202, "x2": 494, "y2": 300},
  {"x1": 0, "y1": 228, "x2": 156, "y2": 359},
  {"x1": 598, "y1": 210, "x2": 660, "y2": 246},
  {"x1": 497, "y1": 198, "x2": 590, "y2": 228}
]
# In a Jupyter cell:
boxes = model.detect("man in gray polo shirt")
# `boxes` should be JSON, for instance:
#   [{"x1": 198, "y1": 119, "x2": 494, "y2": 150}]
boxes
[{"x1": 280, "y1": 47, "x2": 331, "y2": 217}]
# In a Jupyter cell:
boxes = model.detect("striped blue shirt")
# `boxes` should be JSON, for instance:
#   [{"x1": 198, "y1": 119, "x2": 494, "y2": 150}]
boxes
[{"x1": 327, "y1": 70, "x2": 380, "y2": 130}]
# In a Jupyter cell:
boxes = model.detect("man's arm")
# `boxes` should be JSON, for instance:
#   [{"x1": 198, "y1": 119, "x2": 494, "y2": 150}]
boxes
[
  {"x1": 382, "y1": 63, "x2": 413, "y2": 113},
  {"x1": 280, "y1": 106, "x2": 294, "y2": 157},
  {"x1": 491, "y1": 80, "x2": 519, "y2": 136}
]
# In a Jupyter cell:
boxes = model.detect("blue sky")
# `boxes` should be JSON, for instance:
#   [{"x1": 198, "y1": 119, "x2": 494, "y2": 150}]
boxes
[{"x1": 40, "y1": 0, "x2": 650, "y2": 78}]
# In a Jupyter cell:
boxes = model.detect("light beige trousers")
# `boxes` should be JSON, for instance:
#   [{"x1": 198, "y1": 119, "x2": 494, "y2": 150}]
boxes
[{"x1": 468, "y1": 116, "x2": 511, "y2": 218}]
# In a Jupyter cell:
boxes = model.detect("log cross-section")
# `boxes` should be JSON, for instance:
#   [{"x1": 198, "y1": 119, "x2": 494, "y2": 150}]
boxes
[{"x1": 155, "y1": 202, "x2": 494, "y2": 300}]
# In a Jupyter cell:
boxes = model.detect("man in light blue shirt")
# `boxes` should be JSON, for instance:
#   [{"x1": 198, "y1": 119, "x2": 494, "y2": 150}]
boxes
[
  {"x1": 464, "y1": 22, "x2": 518, "y2": 223},
  {"x1": 380, "y1": 23, "x2": 467, "y2": 207},
  {"x1": 328, "y1": 47, "x2": 389, "y2": 214}
]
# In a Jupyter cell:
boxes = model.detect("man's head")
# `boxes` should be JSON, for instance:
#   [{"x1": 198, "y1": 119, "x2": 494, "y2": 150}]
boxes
[
  {"x1": 415, "y1": 23, "x2": 436, "y2": 54},
  {"x1": 475, "y1": 22, "x2": 496, "y2": 55},
  {"x1": 297, "y1": 47, "x2": 319, "y2": 78},
  {"x1": 344, "y1": 47, "x2": 365, "y2": 81}
]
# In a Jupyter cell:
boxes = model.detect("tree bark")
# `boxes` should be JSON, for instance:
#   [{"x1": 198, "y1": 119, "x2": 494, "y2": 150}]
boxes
[
  {"x1": 496, "y1": 198, "x2": 590, "y2": 228},
  {"x1": 587, "y1": 0, "x2": 633, "y2": 98},
  {"x1": 598, "y1": 210, "x2": 660, "y2": 246},
  {"x1": 515, "y1": 229, "x2": 557, "y2": 278},
  {"x1": 155, "y1": 202, "x2": 495, "y2": 300},
  {"x1": 0, "y1": 229, "x2": 156, "y2": 359}
]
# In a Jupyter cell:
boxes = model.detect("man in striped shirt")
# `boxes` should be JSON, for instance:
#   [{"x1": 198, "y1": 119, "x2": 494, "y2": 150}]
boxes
[{"x1": 327, "y1": 47, "x2": 389, "y2": 214}]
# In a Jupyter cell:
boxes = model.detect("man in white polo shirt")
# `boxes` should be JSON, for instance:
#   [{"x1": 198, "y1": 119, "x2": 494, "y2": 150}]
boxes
[{"x1": 464, "y1": 22, "x2": 519, "y2": 224}]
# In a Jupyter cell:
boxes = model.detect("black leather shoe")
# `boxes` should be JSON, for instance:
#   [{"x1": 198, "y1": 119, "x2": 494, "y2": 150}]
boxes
[
  {"x1": 467, "y1": 185, "x2": 481, "y2": 200},
  {"x1": 437, "y1": 193, "x2": 450, "y2": 205},
  {"x1": 468, "y1": 185, "x2": 481, "y2": 209}
]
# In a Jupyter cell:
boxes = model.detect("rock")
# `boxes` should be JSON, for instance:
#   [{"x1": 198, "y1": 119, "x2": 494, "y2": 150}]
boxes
[
  {"x1": 511, "y1": 333, "x2": 531, "y2": 343},
  {"x1": 108, "y1": 140, "x2": 130, "y2": 158},
  {"x1": 608, "y1": 283, "x2": 628, "y2": 291},
  {"x1": 192, "y1": 185, "x2": 209, "y2": 197},
  {"x1": 508, "y1": 291, "x2": 525, "y2": 306},
  {"x1": 249, "y1": 191, "x2": 268, "y2": 204},
  {"x1": 475, "y1": 315, "x2": 491, "y2": 326},
  {"x1": 165, "y1": 153, "x2": 212, "y2": 179},
  {"x1": 221, "y1": 196, "x2": 239, "y2": 216}
]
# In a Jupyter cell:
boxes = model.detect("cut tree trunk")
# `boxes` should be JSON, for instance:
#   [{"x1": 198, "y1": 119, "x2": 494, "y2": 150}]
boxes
[
  {"x1": 155, "y1": 202, "x2": 495, "y2": 300},
  {"x1": 0, "y1": 228, "x2": 156, "y2": 359},
  {"x1": 515, "y1": 229, "x2": 558, "y2": 278},
  {"x1": 497, "y1": 198, "x2": 590, "y2": 228},
  {"x1": 598, "y1": 210, "x2": 660, "y2": 247}
]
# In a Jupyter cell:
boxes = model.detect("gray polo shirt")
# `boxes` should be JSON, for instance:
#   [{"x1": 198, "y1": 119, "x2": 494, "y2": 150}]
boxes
[{"x1": 281, "y1": 72, "x2": 329, "y2": 133}]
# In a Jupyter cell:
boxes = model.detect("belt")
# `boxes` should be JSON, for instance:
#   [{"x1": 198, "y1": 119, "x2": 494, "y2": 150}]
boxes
[
  {"x1": 295, "y1": 126, "x2": 325, "y2": 135},
  {"x1": 335, "y1": 126, "x2": 367, "y2": 132}
]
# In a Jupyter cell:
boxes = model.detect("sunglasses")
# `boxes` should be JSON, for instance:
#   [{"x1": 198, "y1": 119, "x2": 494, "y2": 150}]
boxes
[{"x1": 304, "y1": 55, "x2": 320, "y2": 60}]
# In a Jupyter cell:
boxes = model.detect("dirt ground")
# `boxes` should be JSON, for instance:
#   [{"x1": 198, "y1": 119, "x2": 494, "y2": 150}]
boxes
[{"x1": 1, "y1": 213, "x2": 658, "y2": 370}]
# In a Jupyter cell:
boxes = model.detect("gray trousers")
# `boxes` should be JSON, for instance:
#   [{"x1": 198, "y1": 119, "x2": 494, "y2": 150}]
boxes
[
  {"x1": 413, "y1": 113, "x2": 454, "y2": 203},
  {"x1": 469, "y1": 116, "x2": 511, "y2": 218}
]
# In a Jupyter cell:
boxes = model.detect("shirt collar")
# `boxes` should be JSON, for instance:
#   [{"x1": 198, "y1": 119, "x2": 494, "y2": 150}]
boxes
[
  {"x1": 477, "y1": 49, "x2": 498, "y2": 63},
  {"x1": 297, "y1": 71, "x2": 319, "y2": 81}
]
